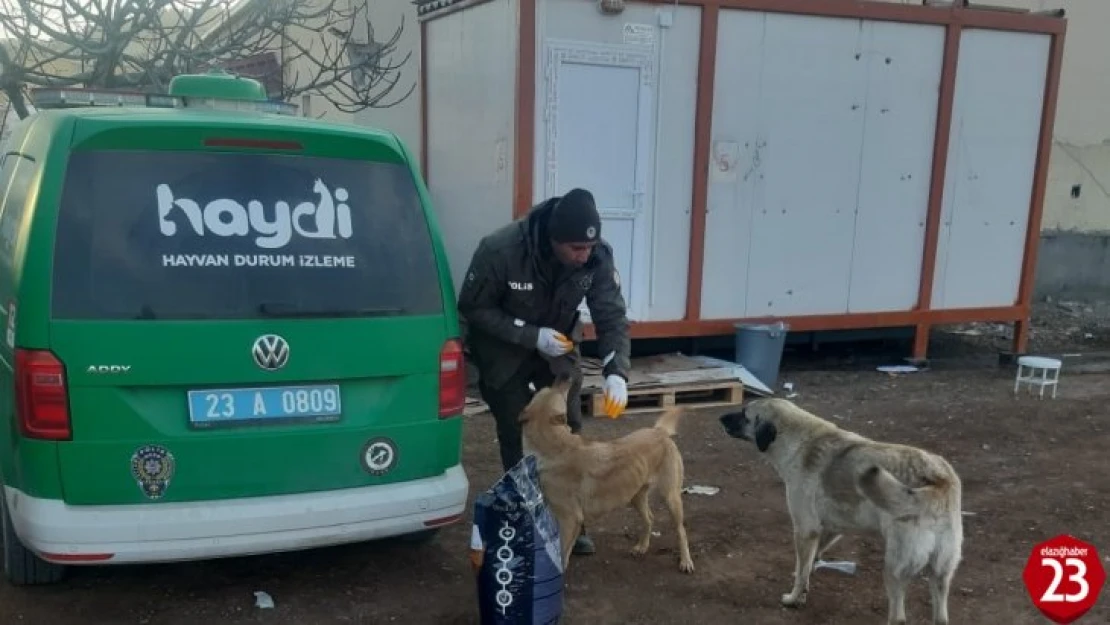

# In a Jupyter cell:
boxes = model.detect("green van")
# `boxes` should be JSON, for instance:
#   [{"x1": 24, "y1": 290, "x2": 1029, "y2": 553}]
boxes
[{"x1": 0, "y1": 71, "x2": 469, "y2": 585}]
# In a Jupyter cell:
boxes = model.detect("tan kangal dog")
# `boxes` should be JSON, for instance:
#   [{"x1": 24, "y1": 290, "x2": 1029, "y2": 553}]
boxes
[
  {"x1": 719, "y1": 398, "x2": 963, "y2": 625},
  {"x1": 518, "y1": 376, "x2": 695, "y2": 574}
]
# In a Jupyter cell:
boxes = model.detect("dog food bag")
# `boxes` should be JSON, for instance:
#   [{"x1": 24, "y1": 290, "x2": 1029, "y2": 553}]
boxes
[{"x1": 471, "y1": 454, "x2": 564, "y2": 625}]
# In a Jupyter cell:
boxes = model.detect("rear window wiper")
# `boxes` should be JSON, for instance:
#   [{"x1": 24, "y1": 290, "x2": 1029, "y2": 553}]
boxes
[{"x1": 257, "y1": 302, "x2": 407, "y2": 319}]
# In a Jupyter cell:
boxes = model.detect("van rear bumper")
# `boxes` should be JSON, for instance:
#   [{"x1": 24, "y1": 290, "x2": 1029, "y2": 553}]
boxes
[{"x1": 4, "y1": 464, "x2": 468, "y2": 565}]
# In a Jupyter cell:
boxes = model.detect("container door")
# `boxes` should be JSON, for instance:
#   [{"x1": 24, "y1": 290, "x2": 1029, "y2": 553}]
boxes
[{"x1": 539, "y1": 39, "x2": 657, "y2": 321}]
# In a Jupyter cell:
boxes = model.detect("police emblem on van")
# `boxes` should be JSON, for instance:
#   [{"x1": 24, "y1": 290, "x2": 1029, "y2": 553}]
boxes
[
  {"x1": 252, "y1": 334, "x2": 290, "y2": 371},
  {"x1": 156, "y1": 178, "x2": 353, "y2": 249},
  {"x1": 130, "y1": 444, "x2": 175, "y2": 500}
]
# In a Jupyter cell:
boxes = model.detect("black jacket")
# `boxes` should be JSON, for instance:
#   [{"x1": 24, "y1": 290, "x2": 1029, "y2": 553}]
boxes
[{"x1": 457, "y1": 198, "x2": 631, "y2": 390}]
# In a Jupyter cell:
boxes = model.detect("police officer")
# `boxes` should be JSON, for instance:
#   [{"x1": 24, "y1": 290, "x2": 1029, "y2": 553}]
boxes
[{"x1": 457, "y1": 187, "x2": 631, "y2": 556}]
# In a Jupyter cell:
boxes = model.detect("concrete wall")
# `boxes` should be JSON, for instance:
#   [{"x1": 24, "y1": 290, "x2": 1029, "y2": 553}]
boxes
[
  {"x1": 351, "y1": 0, "x2": 422, "y2": 160},
  {"x1": 279, "y1": 0, "x2": 422, "y2": 161},
  {"x1": 1020, "y1": 0, "x2": 1110, "y2": 298}
]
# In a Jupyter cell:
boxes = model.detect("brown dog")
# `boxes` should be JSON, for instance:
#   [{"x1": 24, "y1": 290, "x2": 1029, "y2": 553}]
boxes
[{"x1": 518, "y1": 376, "x2": 694, "y2": 574}]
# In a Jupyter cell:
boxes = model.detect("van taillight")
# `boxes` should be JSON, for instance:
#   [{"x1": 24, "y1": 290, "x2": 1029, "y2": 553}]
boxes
[
  {"x1": 438, "y1": 339, "x2": 466, "y2": 418},
  {"x1": 15, "y1": 349, "x2": 71, "y2": 440}
]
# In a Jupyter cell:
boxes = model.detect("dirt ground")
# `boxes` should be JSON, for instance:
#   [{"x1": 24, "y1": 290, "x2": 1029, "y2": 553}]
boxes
[{"x1": 2, "y1": 313, "x2": 1110, "y2": 623}]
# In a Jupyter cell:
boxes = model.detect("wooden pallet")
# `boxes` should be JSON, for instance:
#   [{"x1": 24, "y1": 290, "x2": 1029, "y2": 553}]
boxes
[
  {"x1": 583, "y1": 380, "x2": 744, "y2": 417},
  {"x1": 466, "y1": 378, "x2": 746, "y2": 419}
]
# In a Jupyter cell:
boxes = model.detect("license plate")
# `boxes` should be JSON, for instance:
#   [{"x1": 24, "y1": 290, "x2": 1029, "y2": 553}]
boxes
[{"x1": 187, "y1": 384, "x2": 342, "y2": 428}]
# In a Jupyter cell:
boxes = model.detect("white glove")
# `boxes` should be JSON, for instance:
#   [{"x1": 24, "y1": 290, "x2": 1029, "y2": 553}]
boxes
[
  {"x1": 536, "y1": 327, "x2": 573, "y2": 357},
  {"x1": 601, "y1": 374, "x2": 628, "y2": 418}
]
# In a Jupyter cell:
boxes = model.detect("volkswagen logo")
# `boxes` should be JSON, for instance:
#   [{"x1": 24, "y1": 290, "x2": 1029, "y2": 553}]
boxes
[{"x1": 252, "y1": 334, "x2": 289, "y2": 371}]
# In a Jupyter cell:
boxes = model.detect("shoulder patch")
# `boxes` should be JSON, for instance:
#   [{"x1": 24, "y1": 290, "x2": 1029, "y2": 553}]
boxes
[
  {"x1": 577, "y1": 273, "x2": 594, "y2": 291},
  {"x1": 613, "y1": 268, "x2": 620, "y2": 288},
  {"x1": 585, "y1": 239, "x2": 616, "y2": 271}
]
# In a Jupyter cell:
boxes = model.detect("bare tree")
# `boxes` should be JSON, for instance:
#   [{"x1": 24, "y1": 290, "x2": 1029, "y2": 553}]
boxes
[{"x1": 0, "y1": 0, "x2": 414, "y2": 119}]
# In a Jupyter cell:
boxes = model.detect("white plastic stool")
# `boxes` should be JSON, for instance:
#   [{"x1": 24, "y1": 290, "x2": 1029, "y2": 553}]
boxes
[{"x1": 1014, "y1": 355, "x2": 1062, "y2": 399}]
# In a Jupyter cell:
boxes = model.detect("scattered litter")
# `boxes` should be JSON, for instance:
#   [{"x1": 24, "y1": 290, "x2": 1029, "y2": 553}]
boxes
[
  {"x1": 815, "y1": 560, "x2": 857, "y2": 575},
  {"x1": 463, "y1": 396, "x2": 491, "y2": 417},
  {"x1": 652, "y1": 531, "x2": 661, "y2": 537},
  {"x1": 254, "y1": 591, "x2": 275, "y2": 609},
  {"x1": 1084, "y1": 333, "x2": 1094, "y2": 339},
  {"x1": 682, "y1": 485, "x2": 720, "y2": 496},
  {"x1": 782, "y1": 381, "x2": 798, "y2": 399},
  {"x1": 962, "y1": 511, "x2": 977, "y2": 517},
  {"x1": 1058, "y1": 300, "x2": 1082, "y2": 313},
  {"x1": 877, "y1": 364, "x2": 921, "y2": 375}
]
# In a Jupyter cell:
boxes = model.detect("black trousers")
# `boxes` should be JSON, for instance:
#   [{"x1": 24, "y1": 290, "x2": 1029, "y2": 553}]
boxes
[{"x1": 478, "y1": 350, "x2": 584, "y2": 473}]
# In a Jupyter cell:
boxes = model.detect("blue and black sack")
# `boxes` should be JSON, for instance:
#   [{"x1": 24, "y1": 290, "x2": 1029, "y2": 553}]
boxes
[{"x1": 471, "y1": 454, "x2": 563, "y2": 625}]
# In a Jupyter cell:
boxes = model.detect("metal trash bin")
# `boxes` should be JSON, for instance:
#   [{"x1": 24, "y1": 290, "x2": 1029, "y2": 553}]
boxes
[{"x1": 733, "y1": 321, "x2": 789, "y2": 390}]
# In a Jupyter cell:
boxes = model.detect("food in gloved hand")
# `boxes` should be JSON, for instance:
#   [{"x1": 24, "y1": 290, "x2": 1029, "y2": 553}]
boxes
[
  {"x1": 601, "y1": 373, "x2": 628, "y2": 418},
  {"x1": 536, "y1": 327, "x2": 573, "y2": 358}
]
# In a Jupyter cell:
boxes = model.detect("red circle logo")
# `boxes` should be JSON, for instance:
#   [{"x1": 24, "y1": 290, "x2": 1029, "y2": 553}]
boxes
[{"x1": 1022, "y1": 534, "x2": 1106, "y2": 624}]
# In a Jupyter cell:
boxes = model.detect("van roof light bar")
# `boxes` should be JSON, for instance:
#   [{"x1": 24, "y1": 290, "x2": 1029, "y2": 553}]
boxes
[
  {"x1": 30, "y1": 76, "x2": 298, "y2": 116},
  {"x1": 30, "y1": 88, "x2": 150, "y2": 109}
]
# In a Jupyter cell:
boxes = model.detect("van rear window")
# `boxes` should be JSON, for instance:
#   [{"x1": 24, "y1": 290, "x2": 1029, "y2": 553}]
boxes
[{"x1": 51, "y1": 149, "x2": 443, "y2": 320}]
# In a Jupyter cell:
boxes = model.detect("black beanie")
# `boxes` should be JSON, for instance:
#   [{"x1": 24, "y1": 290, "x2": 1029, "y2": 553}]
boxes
[{"x1": 548, "y1": 188, "x2": 601, "y2": 243}]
